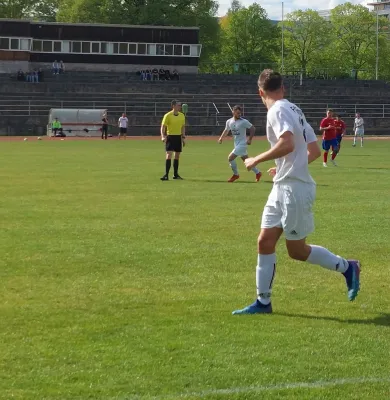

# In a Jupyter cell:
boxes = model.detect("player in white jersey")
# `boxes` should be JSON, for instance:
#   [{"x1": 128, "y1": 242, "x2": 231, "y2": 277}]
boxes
[
  {"x1": 353, "y1": 113, "x2": 364, "y2": 147},
  {"x1": 218, "y1": 105, "x2": 262, "y2": 182},
  {"x1": 232, "y1": 70, "x2": 361, "y2": 315}
]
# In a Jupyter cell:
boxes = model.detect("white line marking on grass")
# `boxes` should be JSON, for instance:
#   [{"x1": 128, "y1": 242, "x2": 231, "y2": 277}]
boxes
[{"x1": 125, "y1": 376, "x2": 390, "y2": 400}]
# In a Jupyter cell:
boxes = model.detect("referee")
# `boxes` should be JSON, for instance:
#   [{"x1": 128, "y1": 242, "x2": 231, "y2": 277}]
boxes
[{"x1": 160, "y1": 100, "x2": 186, "y2": 181}]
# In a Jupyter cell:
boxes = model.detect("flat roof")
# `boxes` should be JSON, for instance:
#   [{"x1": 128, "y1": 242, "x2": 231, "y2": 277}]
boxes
[
  {"x1": 367, "y1": 0, "x2": 390, "y2": 4},
  {"x1": 0, "y1": 19, "x2": 200, "y2": 30}
]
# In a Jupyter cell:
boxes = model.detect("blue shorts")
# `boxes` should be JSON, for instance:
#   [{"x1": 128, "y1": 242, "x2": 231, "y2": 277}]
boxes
[
  {"x1": 336, "y1": 135, "x2": 343, "y2": 145},
  {"x1": 322, "y1": 138, "x2": 339, "y2": 152}
]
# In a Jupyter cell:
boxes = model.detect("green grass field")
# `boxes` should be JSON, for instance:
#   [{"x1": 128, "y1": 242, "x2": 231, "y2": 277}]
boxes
[{"x1": 0, "y1": 138, "x2": 390, "y2": 400}]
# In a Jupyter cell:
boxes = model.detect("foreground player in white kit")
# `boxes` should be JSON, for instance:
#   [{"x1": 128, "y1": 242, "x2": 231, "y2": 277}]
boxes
[
  {"x1": 218, "y1": 105, "x2": 262, "y2": 183},
  {"x1": 233, "y1": 70, "x2": 361, "y2": 315}
]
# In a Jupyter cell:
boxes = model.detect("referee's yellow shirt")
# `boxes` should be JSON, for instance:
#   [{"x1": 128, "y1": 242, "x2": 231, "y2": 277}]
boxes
[{"x1": 162, "y1": 111, "x2": 185, "y2": 135}]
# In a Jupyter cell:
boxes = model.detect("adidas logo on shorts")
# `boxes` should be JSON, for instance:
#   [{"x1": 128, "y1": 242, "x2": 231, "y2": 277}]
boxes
[{"x1": 290, "y1": 230, "x2": 298, "y2": 235}]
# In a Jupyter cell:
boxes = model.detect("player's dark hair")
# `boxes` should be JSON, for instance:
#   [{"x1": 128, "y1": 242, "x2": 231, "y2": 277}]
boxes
[
  {"x1": 232, "y1": 105, "x2": 242, "y2": 112},
  {"x1": 258, "y1": 69, "x2": 283, "y2": 92},
  {"x1": 327, "y1": 109, "x2": 334, "y2": 113},
  {"x1": 171, "y1": 99, "x2": 180, "y2": 107}
]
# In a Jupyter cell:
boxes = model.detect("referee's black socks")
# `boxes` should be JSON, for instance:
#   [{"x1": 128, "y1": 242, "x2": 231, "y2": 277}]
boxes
[
  {"x1": 173, "y1": 159, "x2": 179, "y2": 176},
  {"x1": 165, "y1": 159, "x2": 172, "y2": 175}
]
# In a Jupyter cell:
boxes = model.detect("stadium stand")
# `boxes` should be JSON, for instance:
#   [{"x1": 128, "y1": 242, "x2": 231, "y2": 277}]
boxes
[{"x1": 1, "y1": 71, "x2": 390, "y2": 136}]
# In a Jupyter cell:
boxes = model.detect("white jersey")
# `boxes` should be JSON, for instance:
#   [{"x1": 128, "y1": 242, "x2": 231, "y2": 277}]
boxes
[
  {"x1": 118, "y1": 117, "x2": 128, "y2": 128},
  {"x1": 266, "y1": 99, "x2": 316, "y2": 185},
  {"x1": 225, "y1": 117, "x2": 252, "y2": 148},
  {"x1": 354, "y1": 118, "x2": 364, "y2": 131}
]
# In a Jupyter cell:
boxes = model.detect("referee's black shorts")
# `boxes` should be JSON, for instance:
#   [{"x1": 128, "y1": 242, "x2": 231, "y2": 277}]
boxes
[{"x1": 166, "y1": 135, "x2": 182, "y2": 152}]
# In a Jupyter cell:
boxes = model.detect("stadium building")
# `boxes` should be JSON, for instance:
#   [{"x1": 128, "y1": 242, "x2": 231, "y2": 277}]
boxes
[{"x1": 0, "y1": 19, "x2": 202, "y2": 73}]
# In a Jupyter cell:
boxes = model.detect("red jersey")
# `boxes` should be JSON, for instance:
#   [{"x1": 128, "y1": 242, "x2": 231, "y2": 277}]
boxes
[
  {"x1": 320, "y1": 117, "x2": 336, "y2": 140},
  {"x1": 334, "y1": 120, "x2": 346, "y2": 137}
]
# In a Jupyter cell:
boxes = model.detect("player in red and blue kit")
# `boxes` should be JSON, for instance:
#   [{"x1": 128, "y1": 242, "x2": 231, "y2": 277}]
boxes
[
  {"x1": 334, "y1": 115, "x2": 346, "y2": 150},
  {"x1": 320, "y1": 109, "x2": 338, "y2": 167}
]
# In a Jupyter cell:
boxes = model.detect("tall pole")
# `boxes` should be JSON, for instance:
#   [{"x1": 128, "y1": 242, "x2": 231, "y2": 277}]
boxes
[
  {"x1": 376, "y1": 11, "x2": 379, "y2": 80},
  {"x1": 281, "y1": 2, "x2": 284, "y2": 73}
]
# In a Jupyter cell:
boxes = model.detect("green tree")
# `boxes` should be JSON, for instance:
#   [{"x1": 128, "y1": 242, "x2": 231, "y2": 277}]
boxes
[
  {"x1": 282, "y1": 9, "x2": 331, "y2": 75},
  {"x1": 0, "y1": 0, "x2": 35, "y2": 18},
  {"x1": 331, "y1": 2, "x2": 389, "y2": 79},
  {"x1": 213, "y1": 1, "x2": 279, "y2": 74}
]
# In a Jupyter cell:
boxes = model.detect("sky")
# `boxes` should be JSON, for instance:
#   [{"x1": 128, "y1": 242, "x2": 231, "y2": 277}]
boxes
[{"x1": 217, "y1": 0, "x2": 371, "y2": 19}]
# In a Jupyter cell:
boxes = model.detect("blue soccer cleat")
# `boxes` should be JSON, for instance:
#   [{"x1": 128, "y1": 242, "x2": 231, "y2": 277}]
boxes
[
  {"x1": 232, "y1": 300, "x2": 272, "y2": 315},
  {"x1": 343, "y1": 260, "x2": 361, "y2": 301}
]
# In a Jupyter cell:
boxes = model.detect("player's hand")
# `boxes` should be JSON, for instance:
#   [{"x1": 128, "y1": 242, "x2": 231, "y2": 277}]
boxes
[
  {"x1": 244, "y1": 157, "x2": 257, "y2": 171},
  {"x1": 218, "y1": 138, "x2": 222, "y2": 144},
  {"x1": 267, "y1": 167, "x2": 277, "y2": 177},
  {"x1": 246, "y1": 139, "x2": 252, "y2": 145},
  {"x1": 161, "y1": 136, "x2": 167, "y2": 143},
  {"x1": 182, "y1": 139, "x2": 186, "y2": 147}
]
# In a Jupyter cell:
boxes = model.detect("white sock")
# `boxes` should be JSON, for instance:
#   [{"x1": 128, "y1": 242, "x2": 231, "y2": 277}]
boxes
[
  {"x1": 229, "y1": 159, "x2": 238, "y2": 175},
  {"x1": 307, "y1": 245, "x2": 348, "y2": 273},
  {"x1": 256, "y1": 254, "x2": 276, "y2": 305},
  {"x1": 353, "y1": 137, "x2": 356, "y2": 145}
]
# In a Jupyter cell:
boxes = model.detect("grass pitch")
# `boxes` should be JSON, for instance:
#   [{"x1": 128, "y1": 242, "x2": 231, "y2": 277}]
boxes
[{"x1": 0, "y1": 138, "x2": 390, "y2": 400}]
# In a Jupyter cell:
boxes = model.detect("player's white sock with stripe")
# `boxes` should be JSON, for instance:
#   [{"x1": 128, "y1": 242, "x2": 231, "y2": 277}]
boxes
[
  {"x1": 256, "y1": 254, "x2": 276, "y2": 305},
  {"x1": 229, "y1": 159, "x2": 239, "y2": 175},
  {"x1": 252, "y1": 167, "x2": 260, "y2": 174},
  {"x1": 353, "y1": 137, "x2": 356, "y2": 145},
  {"x1": 307, "y1": 245, "x2": 348, "y2": 273}
]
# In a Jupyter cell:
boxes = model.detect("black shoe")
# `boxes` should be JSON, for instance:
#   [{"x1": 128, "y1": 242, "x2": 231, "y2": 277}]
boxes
[
  {"x1": 173, "y1": 175, "x2": 183, "y2": 180},
  {"x1": 160, "y1": 175, "x2": 169, "y2": 181}
]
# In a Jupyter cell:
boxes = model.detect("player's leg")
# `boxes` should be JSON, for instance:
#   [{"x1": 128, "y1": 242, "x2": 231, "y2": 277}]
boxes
[
  {"x1": 282, "y1": 183, "x2": 360, "y2": 301},
  {"x1": 228, "y1": 152, "x2": 240, "y2": 182},
  {"x1": 118, "y1": 128, "x2": 122, "y2": 139},
  {"x1": 172, "y1": 136, "x2": 183, "y2": 179},
  {"x1": 161, "y1": 151, "x2": 173, "y2": 181},
  {"x1": 360, "y1": 132, "x2": 364, "y2": 147},
  {"x1": 233, "y1": 186, "x2": 283, "y2": 315},
  {"x1": 241, "y1": 155, "x2": 262, "y2": 182},
  {"x1": 353, "y1": 132, "x2": 357, "y2": 146},
  {"x1": 124, "y1": 128, "x2": 127, "y2": 140},
  {"x1": 173, "y1": 152, "x2": 182, "y2": 180},
  {"x1": 322, "y1": 140, "x2": 330, "y2": 167},
  {"x1": 331, "y1": 141, "x2": 339, "y2": 166}
]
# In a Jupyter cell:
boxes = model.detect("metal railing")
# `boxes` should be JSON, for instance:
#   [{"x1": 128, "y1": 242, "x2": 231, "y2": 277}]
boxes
[{"x1": 1, "y1": 99, "x2": 390, "y2": 122}]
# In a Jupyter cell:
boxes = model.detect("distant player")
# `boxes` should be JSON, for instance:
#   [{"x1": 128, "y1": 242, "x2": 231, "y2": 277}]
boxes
[
  {"x1": 334, "y1": 114, "x2": 346, "y2": 150},
  {"x1": 118, "y1": 113, "x2": 128, "y2": 139},
  {"x1": 353, "y1": 113, "x2": 364, "y2": 147},
  {"x1": 101, "y1": 113, "x2": 109, "y2": 140},
  {"x1": 218, "y1": 105, "x2": 262, "y2": 183},
  {"x1": 320, "y1": 109, "x2": 339, "y2": 167},
  {"x1": 160, "y1": 100, "x2": 186, "y2": 181},
  {"x1": 232, "y1": 69, "x2": 360, "y2": 315}
]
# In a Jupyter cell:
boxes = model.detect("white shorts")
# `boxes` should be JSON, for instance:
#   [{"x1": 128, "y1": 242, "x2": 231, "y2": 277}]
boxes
[
  {"x1": 261, "y1": 181, "x2": 316, "y2": 241},
  {"x1": 355, "y1": 129, "x2": 364, "y2": 137},
  {"x1": 232, "y1": 145, "x2": 248, "y2": 157}
]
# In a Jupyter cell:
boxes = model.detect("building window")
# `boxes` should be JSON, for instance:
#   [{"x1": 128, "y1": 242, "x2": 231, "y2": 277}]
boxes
[
  {"x1": 156, "y1": 44, "x2": 164, "y2": 55},
  {"x1": 62, "y1": 41, "x2": 70, "y2": 53},
  {"x1": 174, "y1": 45, "x2": 182, "y2": 56},
  {"x1": 43, "y1": 40, "x2": 52, "y2": 52},
  {"x1": 32, "y1": 40, "x2": 42, "y2": 51},
  {"x1": 129, "y1": 43, "x2": 137, "y2": 54},
  {"x1": 53, "y1": 41, "x2": 62, "y2": 52},
  {"x1": 82, "y1": 42, "x2": 90, "y2": 53},
  {"x1": 0, "y1": 38, "x2": 9, "y2": 50},
  {"x1": 190, "y1": 44, "x2": 200, "y2": 57},
  {"x1": 147, "y1": 44, "x2": 156, "y2": 55},
  {"x1": 20, "y1": 39, "x2": 30, "y2": 51},
  {"x1": 137, "y1": 43, "x2": 146, "y2": 54},
  {"x1": 101, "y1": 42, "x2": 108, "y2": 54},
  {"x1": 165, "y1": 44, "x2": 173, "y2": 55},
  {"x1": 113, "y1": 43, "x2": 119, "y2": 54},
  {"x1": 183, "y1": 45, "x2": 190, "y2": 56},
  {"x1": 72, "y1": 42, "x2": 81, "y2": 53},
  {"x1": 91, "y1": 42, "x2": 100, "y2": 53},
  {"x1": 119, "y1": 43, "x2": 128, "y2": 54},
  {"x1": 10, "y1": 38, "x2": 19, "y2": 50}
]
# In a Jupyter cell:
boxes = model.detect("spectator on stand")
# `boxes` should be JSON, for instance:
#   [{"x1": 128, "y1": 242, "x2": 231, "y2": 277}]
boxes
[
  {"x1": 17, "y1": 70, "x2": 24, "y2": 81},
  {"x1": 159, "y1": 67, "x2": 166, "y2": 80},
  {"x1": 38, "y1": 68, "x2": 44, "y2": 82},
  {"x1": 140, "y1": 70, "x2": 146, "y2": 80},
  {"x1": 164, "y1": 69, "x2": 171, "y2": 80},
  {"x1": 25, "y1": 72, "x2": 31, "y2": 82},
  {"x1": 172, "y1": 69, "x2": 179, "y2": 81},
  {"x1": 32, "y1": 70, "x2": 39, "y2": 83},
  {"x1": 145, "y1": 68, "x2": 152, "y2": 80},
  {"x1": 59, "y1": 61, "x2": 65, "y2": 74},
  {"x1": 52, "y1": 60, "x2": 59, "y2": 74},
  {"x1": 152, "y1": 67, "x2": 159, "y2": 81}
]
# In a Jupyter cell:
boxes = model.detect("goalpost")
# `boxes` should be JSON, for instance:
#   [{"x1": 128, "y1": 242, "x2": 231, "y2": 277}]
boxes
[{"x1": 47, "y1": 108, "x2": 108, "y2": 137}]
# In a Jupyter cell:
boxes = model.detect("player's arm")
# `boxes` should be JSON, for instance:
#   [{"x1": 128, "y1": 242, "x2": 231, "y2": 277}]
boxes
[
  {"x1": 160, "y1": 124, "x2": 167, "y2": 142},
  {"x1": 218, "y1": 120, "x2": 231, "y2": 144},
  {"x1": 305, "y1": 122, "x2": 321, "y2": 163},
  {"x1": 247, "y1": 125, "x2": 256, "y2": 145}
]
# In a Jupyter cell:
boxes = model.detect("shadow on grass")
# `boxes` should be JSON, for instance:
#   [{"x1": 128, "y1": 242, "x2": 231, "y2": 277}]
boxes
[
  {"x1": 185, "y1": 179, "x2": 330, "y2": 187},
  {"x1": 276, "y1": 312, "x2": 390, "y2": 328}
]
